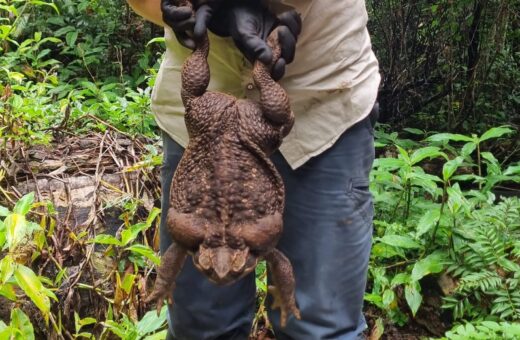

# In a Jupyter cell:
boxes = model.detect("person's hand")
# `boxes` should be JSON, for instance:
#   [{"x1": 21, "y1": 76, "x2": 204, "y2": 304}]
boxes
[
  {"x1": 208, "y1": 1, "x2": 302, "y2": 80},
  {"x1": 161, "y1": 0, "x2": 223, "y2": 49}
]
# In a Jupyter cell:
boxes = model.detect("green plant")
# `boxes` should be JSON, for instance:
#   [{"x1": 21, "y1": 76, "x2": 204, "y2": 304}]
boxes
[
  {"x1": 0, "y1": 193, "x2": 57, "y2": 319},
  {"x1": 1, "y1": 0, "x2": 161, "y2": 146},
  {"x1": 366, "y1": 125, "x2": 519, "y2": 327},
  {"x1": 90, "y1": 207, "x2": 161, "y2": 269},
  {"x1": 101, "y1": 305, "x2": 168, "y2": 340},
  {"x1": 443, "y1": 198, "x2": 520, "y2": 320},
  {"x1": 440, "y1": 320, "x2": 520, "y2": 340},
  {"x1": 0, "y1": 308, "x2": 35, "y2": 340}
]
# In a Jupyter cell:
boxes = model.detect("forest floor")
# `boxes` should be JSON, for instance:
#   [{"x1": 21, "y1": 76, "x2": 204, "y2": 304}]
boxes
[{"x1": 3, "y1": 129, "x2": 512, "y2": 339}]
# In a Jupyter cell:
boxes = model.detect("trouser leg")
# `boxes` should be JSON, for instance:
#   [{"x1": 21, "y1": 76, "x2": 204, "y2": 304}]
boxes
[
  {"x1": 268, "y1": 116, "x2": 375, "y2": 340},
  {"x1": 159, "y1": 131, "x2": 256, "y2": 340}
]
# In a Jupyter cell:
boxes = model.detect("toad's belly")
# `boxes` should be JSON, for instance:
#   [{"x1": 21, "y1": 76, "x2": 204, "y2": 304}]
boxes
[{"x1": 170, "y1": 139, "x2": 282, "y2": 223}]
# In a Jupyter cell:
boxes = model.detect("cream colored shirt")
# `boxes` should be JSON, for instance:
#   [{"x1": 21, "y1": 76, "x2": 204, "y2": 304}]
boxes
[{"x1": 152, "y1": 0, "x2": 380, "y2": 169}]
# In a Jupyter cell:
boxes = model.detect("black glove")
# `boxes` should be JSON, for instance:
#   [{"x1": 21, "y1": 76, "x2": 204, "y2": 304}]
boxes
[
  {"x1": 206, "y1": 1, "x2": 302, "y2": 80},
  {"x1": 162, "y1": 0, "x2": 302, "y2": 80},
  {"x1": 161, "y1": 0, "x2": 223, "y2": 49}
]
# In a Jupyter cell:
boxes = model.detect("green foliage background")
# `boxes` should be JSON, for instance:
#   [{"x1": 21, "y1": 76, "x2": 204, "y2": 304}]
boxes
[{"x1": 1, "y1": 0, "x2": 519, "y2": 339}]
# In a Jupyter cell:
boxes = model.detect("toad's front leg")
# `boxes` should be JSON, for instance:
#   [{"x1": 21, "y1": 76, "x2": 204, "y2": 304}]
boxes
[
  {"x1": 265, "y1": 248, "x2": 301, "y2": 327},
  {"x1": 253, "y1": 28, "x2": 294, "y2": 136},
  {"x1": 175, "y1": 0, "x2": 210, "y2": 108},
  {"x1": 146, "y1": 243, "x2": 187, "y2": 314}
]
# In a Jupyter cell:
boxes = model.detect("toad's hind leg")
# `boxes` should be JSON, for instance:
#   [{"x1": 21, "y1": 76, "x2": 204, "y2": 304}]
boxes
[
  {"x1": 146, "y1": 243, "x2": 187, "y2": 314},
  {"x1": 265, "y1": 248, "x2": 301, "y2": 327}
]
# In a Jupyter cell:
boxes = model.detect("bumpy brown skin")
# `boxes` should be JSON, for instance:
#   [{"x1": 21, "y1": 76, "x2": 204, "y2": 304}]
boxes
[{"x1": 146, "y1": 0, "x2": 299, "y2": 328}]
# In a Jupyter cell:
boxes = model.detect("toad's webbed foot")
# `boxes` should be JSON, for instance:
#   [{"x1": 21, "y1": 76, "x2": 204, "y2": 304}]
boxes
[
  {"x1": 266, "y1": 248, "x2": 300, "y2": 327},
  {"x1": 146, "y1": 243, "x2": 187, "y2": 314},
  {"x1": 268, "y1": 285, "x2": 301, "y2": 328}
]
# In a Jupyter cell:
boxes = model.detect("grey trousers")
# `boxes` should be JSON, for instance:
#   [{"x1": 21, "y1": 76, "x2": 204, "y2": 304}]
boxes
[{"x1": 159, "y1": 115, "x2": 375, "y2": 340}]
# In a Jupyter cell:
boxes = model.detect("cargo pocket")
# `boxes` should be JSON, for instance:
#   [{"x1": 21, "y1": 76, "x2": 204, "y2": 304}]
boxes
[{"x1": 347, "y1": 177, "x2": 374, "y2": 225}]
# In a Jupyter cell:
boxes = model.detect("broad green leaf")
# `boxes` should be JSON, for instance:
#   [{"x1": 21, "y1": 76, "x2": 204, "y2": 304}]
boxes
[
  {"x1": 0, "y1": 206, "x2": 8, "y2": 216},
  {"x1": 126, "y1": 244, "x2": 160, "y2": 265},
  {"x1": 410, "y1": 181, "x2": 440, "y2": 198},
  {"x1": 0, "y1": 220, "x2": 5, "y2": 248},
  {"x1": 377, "y1": 235, "x2": 422, "y2": 249},
  {"x1": 0, "y1": 25, "x2": 11, "y2": 40},
  {"x1": 403, "y1": 128, "x2": 424, "y2": 135},
  {"x1": 391, "y1": 273, "x2": 411, "y2": 287},
  {"x1": 447, "y1": 184, "x2": 468, "y2": 214},
  {"x1": 451, "y1": 174, "x2": 483, "y2": 183},
  {"x1": 410, "y1": 146, "x2": 446, "y2": 165},
  {"x1": 416, "y1": 208, "x2": 440, "y2": 238},
  {"x1": 101, "y1": 320, "x2": 127, "y2": 338},
  {"x1": 120, "y1": 273, "x2": 135, "y2": 294},
  {"x1": 481, "y1": 152, "x2": 501, "y2": 175},
  {"x1": 405, "y1": 281, "x2": 422, "y2": 317},
  {"x1": 65, "y1": 30, "x2": 78, "y2": 46},
  {"x1": 9, "y1": 308, "x2": 34, "y2": 340},
  {"x1": 14, "y1": 265, "x2": 51, "y2": 320},
  {"x1": 461, "y1": 142, "x2": 476, "y2": 158},
  {"x1": 0, "y1": 255, "x2": 15, "y2": 283},
  {"x1": 504, "y1": 164, "x2": 520, "y2": 176},
  {"x1": 396, "y1": 145, "x2": 411, "y2": 164},
  {"x1": 364, "y1": 293, "x2": 382, "y2": 305},
  {"x1": 0, "y1": 5, "x2": 18, "y2": 16},
  {"x1": 81, "y1": 81, "x2": 98, "y2": 94},
  {"x1": 5, "y1": 213, "x2": 27, "y2": 250},
  {"x1": 145, "y1": 207, "x2": 161, "y2": 227},
  {"x1": 382, "y1": 289, "x2": 395, "y2": 307},
  {"x1": 426, "y1": 133, "x2": 474, "y2": 143},
  {"x1": 479, "y1": 126, "x2": 513, "y2": 142},
  {"x1": 90, "y1": 234, "x2": 121, "y2": 246},
  {"x1": 370, "y1": 243, "x2": 405, "y2": 259},
  {"x1": 121, "y1": 222, "x2": 148, "y2": 246},
  {"x1": 480, "y1": 321, "x2": 501, "y2": 331},
  {"x1": 481, "y1": 151, "x2": 499, "y2": 165},
  {"x1": 504, "y1": 323, "x2": 520, "y2": 336},
  {"x1": 30, "y1": 0, "x2": 60, "y2": 14},
  {"x1": 411, "y1": 252, "x2": 446, "y2": 281},
  {"x1": 137, "y1": 305, "x2": 167, "y2": 335},
  {"x1": 443, "y1": 156, "x2": 464, "y2": 182},
  {"x1": 78, "y1": 317, "x2": 97, "y2": 327},
  {"x1": 0, "y1": 283, "x2": 16, "y2": 300},
  {"x1": 54, "y1": 25, "x2": 75, "y2": 36},
  {"x1": 39, "y1": 36, "x2": 61, "y2": 44},
  {"x1": 13, "y1": 192, "x2": 34, "y2": 215},
  {"x1": 74, "y1": 312, "x2": 81, "y2": 333},
  {"x1": 373, "y1": 157, "x2": 406, "y2": 170},
  {"x1": 36, "y1": 48, "x2": 51, "y2": 60},
  {"x1": 408, "y1": 171, "x2": 442, "y2": 187}
]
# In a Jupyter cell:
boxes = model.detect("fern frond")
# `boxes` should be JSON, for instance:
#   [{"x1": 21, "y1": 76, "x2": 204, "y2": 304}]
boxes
[{"x1": 457, "y1": 271, "x2": 502, "y2": 294}]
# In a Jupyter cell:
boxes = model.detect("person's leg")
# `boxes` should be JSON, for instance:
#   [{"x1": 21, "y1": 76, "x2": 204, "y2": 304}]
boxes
[
  {"x1": 268, "y1": 116, "x2": 375, "y2": 340},
  {"x1": 159, "y1": 131, "x2": 256, "y2": 340}
]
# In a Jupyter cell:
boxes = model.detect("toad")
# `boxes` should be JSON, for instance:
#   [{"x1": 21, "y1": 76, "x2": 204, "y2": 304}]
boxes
[{"x1": 146, "y1": 1, "x2": 299, "y2": 327}]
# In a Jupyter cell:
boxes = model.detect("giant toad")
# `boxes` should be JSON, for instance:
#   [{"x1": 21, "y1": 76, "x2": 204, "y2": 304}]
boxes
[{"x1": 146, "y1": 0, "x2": 300, "y2": 327}]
